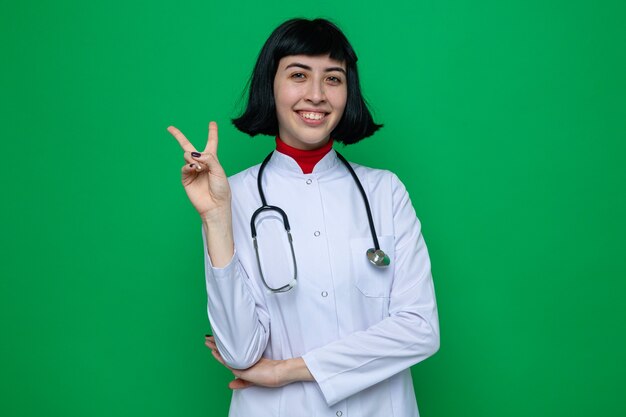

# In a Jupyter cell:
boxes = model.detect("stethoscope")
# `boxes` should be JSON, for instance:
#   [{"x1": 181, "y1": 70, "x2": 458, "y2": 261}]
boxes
[{"x1": 250, "y1": 150, "x2": 390, "y2": 293}]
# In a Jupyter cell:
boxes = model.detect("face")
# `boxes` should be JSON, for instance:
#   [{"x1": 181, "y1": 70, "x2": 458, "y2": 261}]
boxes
[{"x1": 273, "y1": 54, "x2": 348, "y2": 150}]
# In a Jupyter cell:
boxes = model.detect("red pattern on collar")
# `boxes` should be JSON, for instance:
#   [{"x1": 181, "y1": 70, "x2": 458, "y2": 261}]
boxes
[{"x1": 275, "y1": 137, "x2": 334, "y2": 174}]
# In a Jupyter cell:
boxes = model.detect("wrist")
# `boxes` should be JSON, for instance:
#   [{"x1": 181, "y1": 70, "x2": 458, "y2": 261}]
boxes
[
  {"x1": 201, "y1": 209, "x2": 234, "y2": 268},
  {"x1": 280, "y1": 358, "x2": 314, "y2": 385},
  {"x1": 200, "y1": 207, "x2": 232, "y2": 226}
]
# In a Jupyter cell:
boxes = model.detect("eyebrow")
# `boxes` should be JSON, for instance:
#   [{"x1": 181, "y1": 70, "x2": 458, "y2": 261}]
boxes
[{"x1": 284, "y1": 62, "x2": 346, "y2": 74}]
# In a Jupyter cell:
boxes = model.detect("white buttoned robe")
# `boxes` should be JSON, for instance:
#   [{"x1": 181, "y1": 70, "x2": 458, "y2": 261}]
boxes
[{"x1": 203, "y1": 149, "x2": 440, "y2": 417}]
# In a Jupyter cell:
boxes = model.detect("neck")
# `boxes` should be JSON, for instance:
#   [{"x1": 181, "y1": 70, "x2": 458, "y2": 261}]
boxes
[{"x1": 275, "y1": 137, "x2": 334, "y2": 174}]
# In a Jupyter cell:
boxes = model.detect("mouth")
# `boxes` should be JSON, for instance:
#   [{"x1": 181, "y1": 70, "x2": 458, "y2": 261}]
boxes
[{"x1": 296, "y1": 111, "x2": 328, "y2": 125}]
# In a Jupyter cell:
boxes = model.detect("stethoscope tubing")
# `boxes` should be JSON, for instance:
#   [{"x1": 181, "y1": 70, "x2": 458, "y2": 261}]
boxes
[
  {"x1": 334, "y1": 152, "x2": 381, "y2": 252},
  {"x1": 250, "y1": 149, "x2": 388, "y2": 293}
]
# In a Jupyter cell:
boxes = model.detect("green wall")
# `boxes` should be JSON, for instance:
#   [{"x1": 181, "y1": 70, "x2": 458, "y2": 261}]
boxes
[{"x1": 2, "y1": 0, "x2": 625, "y2": 416}]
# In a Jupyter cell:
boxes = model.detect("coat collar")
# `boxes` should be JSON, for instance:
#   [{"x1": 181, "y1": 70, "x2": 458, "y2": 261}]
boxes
[{"x1": 267, "y1": 148, "x2": 340, "y2": 175}]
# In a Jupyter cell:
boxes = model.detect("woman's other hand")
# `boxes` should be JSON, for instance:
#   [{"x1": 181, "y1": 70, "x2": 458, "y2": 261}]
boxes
[{"x1": 168, "y1": 122, "x2": 231, "y2": 220}]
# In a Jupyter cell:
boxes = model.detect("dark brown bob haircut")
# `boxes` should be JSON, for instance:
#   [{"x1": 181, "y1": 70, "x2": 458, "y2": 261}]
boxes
[{"x1": 232, "y1": 18, "x2": 382, "y2": 145}]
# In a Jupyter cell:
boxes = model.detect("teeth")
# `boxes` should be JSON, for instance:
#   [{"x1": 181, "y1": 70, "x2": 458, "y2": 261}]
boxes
[{"x1": 300, "y1": 112, "x2": 325, "y2": 120}]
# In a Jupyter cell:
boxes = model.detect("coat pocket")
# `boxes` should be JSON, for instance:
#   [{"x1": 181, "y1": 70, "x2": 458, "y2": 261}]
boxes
[{"x1": 350, "y1": 235, "x2": 395, "y2": 298}]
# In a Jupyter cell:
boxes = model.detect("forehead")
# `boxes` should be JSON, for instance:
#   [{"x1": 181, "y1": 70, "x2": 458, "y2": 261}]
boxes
[{"x1": 277, "y1": 54, "x2": 346, "y2": 71}]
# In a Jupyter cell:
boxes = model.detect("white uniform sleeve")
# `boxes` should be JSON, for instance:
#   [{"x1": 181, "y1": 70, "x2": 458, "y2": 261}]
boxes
[
  {"x1": 202, "y1": 226, "x2": 270, "y2": 370},
  {"x1": 302, "y1": 173, "x2": 440, "y2": 406}
]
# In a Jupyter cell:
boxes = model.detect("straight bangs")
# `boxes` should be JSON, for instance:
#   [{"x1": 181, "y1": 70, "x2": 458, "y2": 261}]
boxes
[{"x1": 272, "y1": 20, "x2": 357, "y2": 66}]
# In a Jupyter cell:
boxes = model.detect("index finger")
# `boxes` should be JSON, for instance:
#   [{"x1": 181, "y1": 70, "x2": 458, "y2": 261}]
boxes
[{"x1": 167, "y1": 126, "x2": 197, "y2": 152}]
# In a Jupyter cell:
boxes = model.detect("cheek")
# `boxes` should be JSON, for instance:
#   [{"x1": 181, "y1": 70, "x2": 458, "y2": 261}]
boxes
[
  {"x1": 274, "y1": 85, "x2": 299, "y2": 113},
  {"x1": 332, "y1": 91, "x2": 348, "y2": 116},
  {"x1": 273, "y1": 91, "x2": 290, "y2": 120},
  {"x1": 330, "y1": 86, "x2": 348, "y2": 109}
]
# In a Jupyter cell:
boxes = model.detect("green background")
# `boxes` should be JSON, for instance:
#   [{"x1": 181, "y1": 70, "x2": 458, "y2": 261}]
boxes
[{"x1": 2, "y1": 0, "x2": 625, "y2": 416}]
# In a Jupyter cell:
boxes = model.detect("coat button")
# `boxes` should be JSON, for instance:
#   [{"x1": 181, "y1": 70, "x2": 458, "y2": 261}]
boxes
[
  {"x1": 306, "y1": 179, "x2": 312, "y2": 185},
  {"x1": 314, "y1": 231, "x2": 320, "y2": 237},
  {"x1": 336, "y1": 412, "x2": 343, "y2": 417},
  {"x1": 321, "y1": 291, "x2": 328, "y2": 297}
]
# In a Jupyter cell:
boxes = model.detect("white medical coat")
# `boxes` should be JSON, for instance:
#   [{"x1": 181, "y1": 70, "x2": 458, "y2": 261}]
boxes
[{"x1": 203, "y1": 149, "x2": 440, "y2": 417}]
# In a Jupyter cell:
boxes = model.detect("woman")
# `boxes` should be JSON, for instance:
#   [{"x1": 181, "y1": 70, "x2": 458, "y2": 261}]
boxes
[{"x1": 168, "y1": 18, "x2": 439, "y2": 417}]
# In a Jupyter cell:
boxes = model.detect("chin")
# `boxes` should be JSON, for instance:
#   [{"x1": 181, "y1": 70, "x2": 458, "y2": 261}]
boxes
[{"x1": 299, "y1": 134, "x2": 332, "y2": 147}]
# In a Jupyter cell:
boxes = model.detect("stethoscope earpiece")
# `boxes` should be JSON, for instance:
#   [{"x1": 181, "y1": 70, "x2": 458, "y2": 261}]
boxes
[{"x1": 367, "y1": 248, "x2": 390, "y2": 267}]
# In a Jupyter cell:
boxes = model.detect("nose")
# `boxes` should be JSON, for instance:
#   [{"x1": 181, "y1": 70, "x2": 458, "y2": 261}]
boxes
[{"x1": 305, "y1": 80, "x2": 326, "y2": 104}]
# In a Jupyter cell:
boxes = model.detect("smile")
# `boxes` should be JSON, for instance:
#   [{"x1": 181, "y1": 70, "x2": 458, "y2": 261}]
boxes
[{"x1": 296, "y1": 111, "x2": 328, "y2": 125}]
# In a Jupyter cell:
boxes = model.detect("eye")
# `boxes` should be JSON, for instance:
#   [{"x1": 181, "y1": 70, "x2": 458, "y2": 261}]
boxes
[
  {"x1": 327, "y1": 75, "x2": 343, "y2": 85},
  {"x1": 290, "y1": 72, "x2": 306, "y2": 80}
]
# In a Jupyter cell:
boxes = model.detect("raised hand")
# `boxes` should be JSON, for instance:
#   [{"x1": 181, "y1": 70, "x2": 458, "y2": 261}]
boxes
[{"x1": 167, "y1": 122, "x2": 231, "y2": 220}]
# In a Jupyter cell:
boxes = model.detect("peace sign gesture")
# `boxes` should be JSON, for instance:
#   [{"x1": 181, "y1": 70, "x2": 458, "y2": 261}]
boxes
[{"x1": 168, "y1": 122, "x2": 231, "y2": 220}]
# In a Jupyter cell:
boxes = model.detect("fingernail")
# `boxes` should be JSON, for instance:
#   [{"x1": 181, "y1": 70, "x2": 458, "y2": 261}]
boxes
[{"x1": 191, "y1": 152, "x2": 201, "y2": 157}]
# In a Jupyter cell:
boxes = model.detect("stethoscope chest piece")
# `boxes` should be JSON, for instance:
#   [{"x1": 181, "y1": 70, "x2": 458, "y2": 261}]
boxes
[{"x1": 367, "y1": 248, "x2": 390, "y2": 267}]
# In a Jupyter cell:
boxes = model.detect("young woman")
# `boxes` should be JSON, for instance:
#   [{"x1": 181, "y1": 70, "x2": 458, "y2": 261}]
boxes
[{"x1": 168, "y1": 18, "x2": 440, "y2": 417}]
